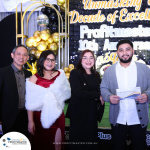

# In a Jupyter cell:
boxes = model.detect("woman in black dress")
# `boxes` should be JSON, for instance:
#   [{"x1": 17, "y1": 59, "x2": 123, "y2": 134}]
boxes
[{"x1": 66, "y1": 49, "x2": 104, "y2": 150}]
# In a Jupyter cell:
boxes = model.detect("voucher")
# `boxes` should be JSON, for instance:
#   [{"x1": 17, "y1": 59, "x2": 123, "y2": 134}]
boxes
[{"x1": 116, "y1": 87, "x2": 141, "y2": 100}]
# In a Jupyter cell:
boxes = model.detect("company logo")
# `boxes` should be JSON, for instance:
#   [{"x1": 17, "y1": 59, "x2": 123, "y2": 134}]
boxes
[
  {"x1": 0, "y1": 132, "x2": 31, "y2": 150},
  {"x1": 98, "y1": 132, "x2": 111, "y2": 140}
]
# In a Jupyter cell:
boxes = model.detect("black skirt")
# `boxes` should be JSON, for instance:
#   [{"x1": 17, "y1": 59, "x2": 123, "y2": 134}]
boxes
[{"x1": 68, "y1": 100, "x2": 98, "y2": 150}]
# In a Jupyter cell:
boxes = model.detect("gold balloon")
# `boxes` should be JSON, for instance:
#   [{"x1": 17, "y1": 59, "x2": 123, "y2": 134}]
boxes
[
  {"x1": 37, "y1": 41, "x2": 47, "y2": 51},
  {"x1": 34, "y1": 42, "x2": 39, "y2": 47},
  {"x1": 25, "y1": 37, "x2": 35, "y2": 48},
  {"x1": 48, "y1": 43, "x2": 58, "y2": 51},
  {"x1": 47, "y1": 37, "x2": 54, "y2": 44},
  {"x1": 58, "y1": 0, "x2": 65, "y2": 4},
  {"x1": 40, "y1": 30, "x2": 50, "y2": 41},
  {"x1": 35, "y1": 50, "x2": 42, "y2": 59},
  {"x1": 29, "y1": 49, "x2": 37, "y2": 55},
  {"x1": 64, "y1": 67, "x2": 69, "y2": 73},
  {"x1": 68, "y1": 64, "x2": 74, "y2": 69},
  {"x1": 57, "y1": 1, "x2": 63, "y2": 6},
  {"x1": 45, "y1": 41, "x2": 49, "y2": 46},
  {"x1": 33, "y1": 30, "x2": 40, "y2": 37},
  {"x1": 65, "y1": 73, "x2": 70, "y2": 79},
  {"x1": 52, "y1": 33, "x2": 59, "y2": 43},
  {"x1": 43, "y1": 29, "x2": 51, "y2": 35},
  {"x1": 26, "y1": 39, "x2": 33, "y2": 48},
  {"x1": 29, "y1": 37, "x2": 36, "y2": 43},
  {"x1": 34, "y1": 36, "x2": 41, "y2": 42}
]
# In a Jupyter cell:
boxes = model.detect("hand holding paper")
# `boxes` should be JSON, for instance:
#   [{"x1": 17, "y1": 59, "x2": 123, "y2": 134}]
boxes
[
  {"x1": 110, "y1": 95, "x2": 120, "y2": 104},
  {"x1": 116, "y1": 87, "x2": 141, "y2": 100},
  {"x1": 136, "y1": 93, "x2": 148, "y2": 103}
]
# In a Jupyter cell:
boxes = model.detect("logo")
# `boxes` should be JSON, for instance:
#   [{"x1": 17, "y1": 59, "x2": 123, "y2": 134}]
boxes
[
  {"x1": 0, "y1": 132, "x2": 31, "y2": 150},
  {"x1": 98, "y1": 132, "x2": 111, "y2": 140}
]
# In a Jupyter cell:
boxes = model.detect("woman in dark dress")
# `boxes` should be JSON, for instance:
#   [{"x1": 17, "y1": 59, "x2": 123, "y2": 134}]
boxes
[
  {"x1": 25, "y1": 50, "x2": 71, "y2": 150},
  {"x1": 66, "y1": 49, "x2": 104, "y2": 150}
]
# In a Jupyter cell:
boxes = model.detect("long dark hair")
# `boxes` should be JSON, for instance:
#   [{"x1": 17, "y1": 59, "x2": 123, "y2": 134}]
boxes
[
  {"x1": 76, "y1": 49, "x2": 98, "y2": 77},
  {"x1": 37, "y1": 50, "x2": 57, "y2": 77}
]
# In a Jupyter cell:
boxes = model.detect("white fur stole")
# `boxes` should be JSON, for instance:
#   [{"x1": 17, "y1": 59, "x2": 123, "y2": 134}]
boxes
[{"x1": 25, "y1": 69, "x2": 71, "y2": 128}]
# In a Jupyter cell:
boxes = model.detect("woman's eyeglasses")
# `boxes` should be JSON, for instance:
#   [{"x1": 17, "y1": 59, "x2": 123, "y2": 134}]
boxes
[{"x1": 46, "y1": 58, "x2": 55, "y2": 63}]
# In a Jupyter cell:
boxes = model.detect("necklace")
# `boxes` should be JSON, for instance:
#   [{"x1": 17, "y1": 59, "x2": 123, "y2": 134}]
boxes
[{"x1": 50, "y1": 71, "x2": 55, "y2": 77}]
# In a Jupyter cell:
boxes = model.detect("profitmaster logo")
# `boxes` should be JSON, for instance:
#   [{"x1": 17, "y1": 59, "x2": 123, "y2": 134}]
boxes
[
  {"x1": 0, "y1": 132, "x2": 31, "y2": 150},
  {"x1": 2, "y1": 137, "x2": 27, "y2": 148}
]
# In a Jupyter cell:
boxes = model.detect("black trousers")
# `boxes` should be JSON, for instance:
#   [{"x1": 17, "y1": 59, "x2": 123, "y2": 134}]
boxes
[
  {"x1": 111, "y1": 124, "x2": 147, "y2": 150},
  {"x1": 2, "y1": 110, "x2": 29, "y2": 138}
]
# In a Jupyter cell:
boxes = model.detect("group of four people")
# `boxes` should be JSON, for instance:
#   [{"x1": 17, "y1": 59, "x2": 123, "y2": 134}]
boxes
[{"x1": 0, "y1": 39, "x2": 149, "y2": 150}]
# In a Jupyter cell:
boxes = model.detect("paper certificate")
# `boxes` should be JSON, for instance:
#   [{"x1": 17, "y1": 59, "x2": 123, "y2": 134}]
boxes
[{"x1": 116, "y1": 87, "x2": 141, "y2": 100}]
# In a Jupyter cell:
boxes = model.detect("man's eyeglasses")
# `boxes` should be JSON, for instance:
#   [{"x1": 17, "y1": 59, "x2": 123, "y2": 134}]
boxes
[{"x1": 46, "y1": 58, "x2": 55, "y2": 63}]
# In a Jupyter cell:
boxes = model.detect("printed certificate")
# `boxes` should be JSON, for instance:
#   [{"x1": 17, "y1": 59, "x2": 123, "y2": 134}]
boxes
[{"x1": 116, "y1": 87, "x2": 141, "y2": 100}]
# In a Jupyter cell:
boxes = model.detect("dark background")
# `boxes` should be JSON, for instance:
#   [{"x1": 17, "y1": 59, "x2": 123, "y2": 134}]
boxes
[
  {"x1": 0, "y1": 13, "x2": 21, "y2": 68},
  {"x1": 69, "y1": 0, "x2": 150, "y2": 67}
]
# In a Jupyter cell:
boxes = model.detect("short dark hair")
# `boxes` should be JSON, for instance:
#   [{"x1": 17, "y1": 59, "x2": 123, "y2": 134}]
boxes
[
  {"x1": 37, "y1": 50, "x2": 57, "y2": 77},
  {"x1": 116, "y1": 39, "x2": 133, "y2": 50},
  {"x1": 76, "y1": 49, "x2": 98, "y2": 77},
  {"x1": 12, "y1": 44, "x2": 28, "y2": 53}
]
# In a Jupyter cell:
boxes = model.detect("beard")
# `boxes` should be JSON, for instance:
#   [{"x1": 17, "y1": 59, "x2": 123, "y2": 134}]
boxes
[{"x1": 118, "y1": 53, "x2": 133, "y2": 63}]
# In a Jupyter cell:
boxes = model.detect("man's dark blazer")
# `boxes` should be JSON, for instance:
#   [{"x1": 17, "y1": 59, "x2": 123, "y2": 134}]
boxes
[
  {"x1": 66, "y1": 69, "x2": 104, "y2": 124},
  {"x1": 0, "y1": 65, "x2": 32, "y2": 129}
]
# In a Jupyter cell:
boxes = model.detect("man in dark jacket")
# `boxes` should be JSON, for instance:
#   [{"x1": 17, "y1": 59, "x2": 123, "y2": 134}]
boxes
[{"x1": 0, "y1": 44, "x2": 32, "y2": 137}]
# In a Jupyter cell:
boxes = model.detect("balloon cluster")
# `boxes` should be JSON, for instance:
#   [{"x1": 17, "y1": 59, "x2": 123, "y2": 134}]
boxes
[
  {"x1": 41, "y1": 4, "x2": 65, "y2": 33},
  {"x1": 25, "y1": 29, "x2": 64, "y2": 71},
  {"x1": 26, "y1": 29, "x2": 64, "y2": 60},
  {"x1": 25, "y1": 3, "x2": 67, "y2": 71},
  {"x1": 63, "y1": 64, "x2": 74, "y2": 79}
]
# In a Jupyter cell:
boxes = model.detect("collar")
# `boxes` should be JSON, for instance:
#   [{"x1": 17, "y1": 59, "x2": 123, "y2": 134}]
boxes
[
  {"x1": 11, "y1": 63, "x2": 24, "y2": 74},
  {"x1": 117, "y1": 59, "x2": 135, "y2": 68}
]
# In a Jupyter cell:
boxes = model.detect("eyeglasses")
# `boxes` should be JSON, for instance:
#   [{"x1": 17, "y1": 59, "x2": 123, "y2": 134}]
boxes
[
  {"x1": 82, "y1": 57, "x2": 94, "y2": 60},
  {"x1": 46, "y1": 58, "x2": 55, "y2": 63}
]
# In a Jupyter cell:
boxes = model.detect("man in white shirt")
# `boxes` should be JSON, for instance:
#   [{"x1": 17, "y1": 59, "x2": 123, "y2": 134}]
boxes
[{"x1": 100, "y1": 39, "x2": 150, "y2": 150}]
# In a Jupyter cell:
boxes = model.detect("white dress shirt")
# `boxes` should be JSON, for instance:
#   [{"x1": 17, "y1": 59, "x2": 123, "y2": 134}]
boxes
[{"x1": 116, "y1": 60, "x2": 140, "y2": 125}]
